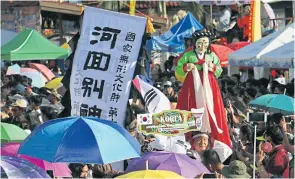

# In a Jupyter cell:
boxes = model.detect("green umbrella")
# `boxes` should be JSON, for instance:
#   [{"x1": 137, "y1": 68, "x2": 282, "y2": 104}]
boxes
[
  {"x1": 1, "y1": 123, "x2": 28, "y2": 143},
  {"x1": 249, "y1": 94, "x2": 294, "y2": 115}
]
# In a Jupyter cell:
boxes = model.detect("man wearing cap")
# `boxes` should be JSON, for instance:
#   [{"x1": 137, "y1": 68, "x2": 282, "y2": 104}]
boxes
[
  {"x1": 222, "y1": 160, "x2": 251, "y2": 178},
  {"x1": 10, "y1": 99, "x2": 29, "y2": 130},
  {"x1": 48, "y1": 90, "x2": 64, "y2": 114}
]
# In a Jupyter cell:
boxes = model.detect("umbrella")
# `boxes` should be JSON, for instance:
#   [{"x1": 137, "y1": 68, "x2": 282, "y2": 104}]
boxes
[
  {"x1": 20, "y1": 67, "x2": 38, "y2": 73},
  {"x1": 44, "y1": 77, "x2": 66, "y2": 96},
  {"x1": 118, "y1": 161, "x2": 183, "y2": 179},
  {"x1": 249, "y1": 94, "x2": 294, "y2": 115},
  {"x1": 1, "y1": 143, "x2": 71, "y2": 177},
  {"x1": 1, "y1": 156, "x2": 50, "y2": 178},
  {"x1": 1, "y1": 123, "x2": 28, "y2": 143},
  {"x1": 117, "y1": 170, "x2": 183, "y2": 179},
  {"x1": 211, "y1": 44, "x2": 233, "y2": 67},
  {"x1": 21, "y1": 71, "x2": 47, "y2": 88},
  {"x1": 45, "y1": 77, "x2": 63, "y2": 89},
  {"x1": 18, "y1": 116, "x2": 141, "y2": 164},
  {"x1": 5, "y1": 65, "x2": 48, "y2": 88},
  {"x1": 125, "y1": 151, "x2": 209, "y2": 178},
  {"x1": 227, "y1": 41, "x2": 251, "y2": 51},
  {"x1": 6, "y1": 64, "x2": 20, "y2": 76},
  {"x1": 28, "y1": 63, "x2": 55, "y2": 81}
]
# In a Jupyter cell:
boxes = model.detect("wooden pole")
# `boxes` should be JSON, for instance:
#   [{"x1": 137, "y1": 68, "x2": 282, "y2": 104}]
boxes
[{"x1": 163, "y1": 1, "x2": 167, "y2": 18}]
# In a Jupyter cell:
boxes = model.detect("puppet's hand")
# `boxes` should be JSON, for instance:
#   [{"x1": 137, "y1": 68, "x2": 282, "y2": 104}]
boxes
[
  {"x1": 186, "y1": 63, "x2": 195, "y2": 71},
  {"x1": 208, "y1": 61, "x2": 215, "y2": 72}
]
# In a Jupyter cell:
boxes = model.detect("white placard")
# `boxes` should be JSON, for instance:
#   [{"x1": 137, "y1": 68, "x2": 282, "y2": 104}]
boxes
[{"x1": 70, "y1": 7, "x2": 146, "y2": 126}]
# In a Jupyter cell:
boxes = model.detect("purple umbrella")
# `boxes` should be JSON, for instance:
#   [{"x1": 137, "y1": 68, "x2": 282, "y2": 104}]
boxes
[
  {"x1": 125, "y1": 151, "x2": 209, "y2": 178},
  {"x1": 1, "y1": 156, "x2": 51, "y2": 178}
]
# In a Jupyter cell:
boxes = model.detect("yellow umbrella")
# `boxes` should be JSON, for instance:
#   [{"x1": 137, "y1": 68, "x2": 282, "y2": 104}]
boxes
[
  {"x1": 60, "y1": 43, "x2": 70, "y2": 49},
  {"x1": 116, "y1": 161, "x2": 183, "y2": 179},
  {"x1": 45, "y1": 77, "x2": 63, "y2": 89}
]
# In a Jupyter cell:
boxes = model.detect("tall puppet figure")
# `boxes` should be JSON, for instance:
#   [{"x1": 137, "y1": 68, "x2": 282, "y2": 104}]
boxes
[{"x1": 175, "y1": 29, "x2": 232, "y2": 151}]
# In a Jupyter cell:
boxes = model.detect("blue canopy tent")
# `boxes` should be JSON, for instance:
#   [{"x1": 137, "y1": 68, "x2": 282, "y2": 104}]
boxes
[
  {"x1": 1, "y1": 30, "x2": 18, "y2": 46},
  {"x1": 146, "y1": 12, "x2": 203, "y2": 53},
  {"x1": 1, "y1": 30, "x2": 18, "y2": 70}
]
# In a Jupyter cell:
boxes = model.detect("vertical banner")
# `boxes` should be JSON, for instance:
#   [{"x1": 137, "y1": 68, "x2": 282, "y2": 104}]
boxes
[
  {"x1": 129, "y1": 0, "x2": 136, "y2": 16},
  {"x1": 249, "y1": 0, "x2": 261, "y2": 42},
  {"x1": 70, "y1": 7, "x2": 146, "y2": 126},
  {"x1": 250, "y1": 0, "x2": 263, "y2": 79}
]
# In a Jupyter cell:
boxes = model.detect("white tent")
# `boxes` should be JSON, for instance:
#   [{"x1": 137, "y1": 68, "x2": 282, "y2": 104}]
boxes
[
  {"x1": 228, "y1": 23, "x2": 295, "y2": 67},
  {"x1": 260, "y1": 40, "x2": 295, "y2": 68}
]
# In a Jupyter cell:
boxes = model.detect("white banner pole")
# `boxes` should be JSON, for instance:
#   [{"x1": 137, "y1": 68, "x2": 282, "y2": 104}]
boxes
[{"x1": 253, "y1": 125, "x2": 257, "y2": 179}]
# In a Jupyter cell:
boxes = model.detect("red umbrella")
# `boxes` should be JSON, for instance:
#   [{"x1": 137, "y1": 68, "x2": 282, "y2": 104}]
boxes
[
  {"x1": 211, "y1": 44, "x2": 234, "y2": 67},
  {"x1": 227, "y1": 41, "x2": 251, "y2": 51},
  {"x1": 28, "y1": 63, "x2": 55, "y2": 81},
  {"x1": 173, "y1": 45, "x2": 233, "y2": 67}
]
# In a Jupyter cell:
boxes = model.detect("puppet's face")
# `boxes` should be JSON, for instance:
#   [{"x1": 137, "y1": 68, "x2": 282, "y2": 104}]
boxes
[{"x1": 195, "y1": 37, "x2": 210, "y2": 54}]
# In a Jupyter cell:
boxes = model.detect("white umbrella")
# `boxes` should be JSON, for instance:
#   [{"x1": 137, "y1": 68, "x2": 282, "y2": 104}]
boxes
[
  {"x1": 260, "y1": 40, "x2": 295, "y2": 68},
  {"x1": 229, "y1": 22, "x2": 295, "y2": 67}
]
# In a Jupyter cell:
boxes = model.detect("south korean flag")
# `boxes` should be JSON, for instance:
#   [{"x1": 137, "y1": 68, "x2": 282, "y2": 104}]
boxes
[{"x1": 137, "y1": 113, "x2": 153, "y2": 125}]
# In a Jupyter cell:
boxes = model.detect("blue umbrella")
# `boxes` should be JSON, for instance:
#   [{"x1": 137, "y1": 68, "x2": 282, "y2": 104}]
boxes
[
  {"x1": 249, "y1": 94, "x2": 294, "y2": 115},
  {"x1": 1, "y1": 156, "x2": 50, "y2": 178},
  {"x1": 18, "y1": 116, "x2": 141, "y2": 164}
]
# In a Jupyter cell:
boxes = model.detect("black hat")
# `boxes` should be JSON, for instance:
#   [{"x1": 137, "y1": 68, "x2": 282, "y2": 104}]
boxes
[{"x1": 192, "y1": 29, "x2": 217, "y2": 41}]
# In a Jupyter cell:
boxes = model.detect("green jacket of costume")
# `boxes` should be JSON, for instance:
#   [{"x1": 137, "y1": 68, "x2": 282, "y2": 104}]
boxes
[{"x1": 175, "y1": 50, "x2": 223, "y2": 79}]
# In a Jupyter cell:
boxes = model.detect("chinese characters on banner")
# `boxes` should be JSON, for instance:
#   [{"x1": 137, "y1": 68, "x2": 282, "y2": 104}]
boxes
[{"x1": 70, "y1": 7, "x2": 146, "y2": 126}]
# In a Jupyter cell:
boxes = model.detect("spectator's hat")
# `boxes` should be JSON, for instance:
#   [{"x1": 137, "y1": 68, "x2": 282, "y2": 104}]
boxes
[
  {"x1": 164, "y1": 81, "x2": 172, "y2": 87},
  {"x1": 222, "y1": 160, "x2": 251, "y2": 178},
  {"x1": 192, "y1": 131, "x2": 209, "y2": 140},
  {"x1": 47, "y1": 90, "x2": 62, "y2": 100},
  {"x1": 11, "y1": 99, "x2": 27, "y2": 108}
]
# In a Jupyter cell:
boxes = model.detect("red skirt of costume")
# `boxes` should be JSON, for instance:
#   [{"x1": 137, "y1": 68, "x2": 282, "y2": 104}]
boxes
[{"x1": 176, "y1": 71, "x2": 232, "y2": 148}]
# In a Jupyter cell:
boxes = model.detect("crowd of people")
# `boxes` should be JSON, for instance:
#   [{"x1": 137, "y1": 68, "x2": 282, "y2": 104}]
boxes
[
  {"x1": 1, "y1": 38, "x2": 294, "y2": 179},
  {"x1": 1, "y1": 3, "x2": 294, "y2": 179}
]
